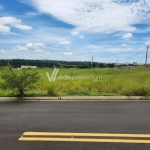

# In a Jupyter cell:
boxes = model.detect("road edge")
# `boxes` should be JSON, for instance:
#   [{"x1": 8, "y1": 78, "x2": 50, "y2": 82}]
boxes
[{"x1": 0, "y1": 96, "x2": 150, "y2": 101}]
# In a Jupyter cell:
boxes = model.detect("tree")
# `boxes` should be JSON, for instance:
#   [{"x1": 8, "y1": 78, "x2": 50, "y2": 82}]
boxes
[{"x1": 1, "y1": 68, "x2": 40, "y2": 97}]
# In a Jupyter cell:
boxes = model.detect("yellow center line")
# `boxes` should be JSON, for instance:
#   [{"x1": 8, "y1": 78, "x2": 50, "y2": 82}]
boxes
[
  {"x1": 18, "y1": 137, "x2": 150, "y2": 144},
  {"x1": 18, "y1": 132, "x2": 150, "y2": 144},
  {"x1": 23, "y1": 132, "x2": 150, "y2": 138}
]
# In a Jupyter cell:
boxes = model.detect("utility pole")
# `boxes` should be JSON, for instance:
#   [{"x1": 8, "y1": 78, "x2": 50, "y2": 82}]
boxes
[
  {"x1": 145, "y1": 46, "x2": 149, "y2": 68},
  {"x1": 91, "y1": 55, "x2": 93, "y2": 69},
  {"x1": 114, "y1": 60, "x2": 118, "y2": 69}
]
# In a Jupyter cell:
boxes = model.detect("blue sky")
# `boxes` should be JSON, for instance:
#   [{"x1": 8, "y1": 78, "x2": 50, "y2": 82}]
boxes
[{"x1": 0, "y1": 0, "x2": 150, "y2": 63}]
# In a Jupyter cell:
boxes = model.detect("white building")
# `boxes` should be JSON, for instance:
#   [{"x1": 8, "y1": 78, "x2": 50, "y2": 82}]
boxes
[{"x1": 21, "y1": 65, "x2": 36, "y2": 69}]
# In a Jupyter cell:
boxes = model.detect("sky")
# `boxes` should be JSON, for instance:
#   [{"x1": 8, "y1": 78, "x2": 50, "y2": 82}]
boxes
[{"x1": 0, "y1": 0, "x2": 150, "y2": 63}]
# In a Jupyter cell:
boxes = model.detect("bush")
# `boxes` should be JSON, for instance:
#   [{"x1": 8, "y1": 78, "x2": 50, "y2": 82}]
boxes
[{"x1": 1, "y1": 68, "x2": 40, "y2": 97}]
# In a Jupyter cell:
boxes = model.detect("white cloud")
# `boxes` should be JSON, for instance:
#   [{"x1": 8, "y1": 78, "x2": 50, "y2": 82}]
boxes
[
  {"x1": 0, "y1": 16, "x2": 33, "y2": 34},
  {"x1": 13, "y1": 45, "x2": 28, "y2": 51},
  {"x1": 87, "y1": 45, "x2": 134, "y2": 53},
  {"x1": 26, "y1": 43, "x2": 33, "y2": 48},
  {"x1": 34, "y1": 49, "x2": 43, "y2": 52},
  {"x1": 13, "y1": 24, "x2": 33, "y2": 30},
  {"x1": 59, "y1": 41, "x2": 70, "y2": 44},
  {"x1": 26, "y1": 42, "x2": 46, "y2": 49},
  {"x1": 71, "y1": 30, "x2": 79, "y2": 35},
  {"x1": 12, "y1": 43, "x2": 46, "y2": 52},
  {"x1": 121, "y1": 44, "x2": 128, "y2": 46},
  {"x1": 80, "y1": 35, "x2": 84, "y2": 38},
  {"x1": 0, "y1": 25, "x2": 10, "y2": 34},
  {"x1": 87, "y1": 45, "x2": 101, "y2": 49},
  {"x1": 121, "y1": 33, "x2": 133, "y2": 39},
  {"x1": 63, "y1": 52, "x2": 73, "y2": 55},
  {"x1": 33, "y1": 42, "x2": 45, "y2": 48},
  {"x1": 58, "y1": 39, "x2": 71, "y2": 44},
  {"x1": 27, "y1": 0, "x2": 150, "y2": 33},
  {"x1": 0, "y1": 49, "x2": 6, "y2": 54},
  {"x1": 145, "y1": 41, "x2": 150, "y2": 45},
  {"x1": 0, "y1": 17, "x2": 20, "y2": 25},
  {"x1": 127, "y1": 47, "x2": 131, "y2": 50}
]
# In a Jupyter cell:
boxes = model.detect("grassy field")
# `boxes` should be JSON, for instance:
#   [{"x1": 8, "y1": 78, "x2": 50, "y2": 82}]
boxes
[{"x1": 0, "y1": 66, "x2": 150, "y2": 96}]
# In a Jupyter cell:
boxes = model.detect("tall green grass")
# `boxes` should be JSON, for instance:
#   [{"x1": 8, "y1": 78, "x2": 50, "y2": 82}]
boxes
[{"x1": 0, "y1": 66, "x2": 150, "y2": 96}]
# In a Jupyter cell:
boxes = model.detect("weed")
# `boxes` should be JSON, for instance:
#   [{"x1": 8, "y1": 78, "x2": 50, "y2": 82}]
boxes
[{"x1": 47, "y1": 86, "x2": 57, "y2": 96}]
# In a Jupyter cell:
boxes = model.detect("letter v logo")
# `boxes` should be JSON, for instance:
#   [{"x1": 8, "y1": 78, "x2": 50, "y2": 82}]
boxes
[{"x1": 46, "y1": 68, "x2": 59, "y2": 82}]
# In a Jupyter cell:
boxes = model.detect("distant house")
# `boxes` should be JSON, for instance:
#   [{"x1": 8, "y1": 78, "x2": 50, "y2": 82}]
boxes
[{"x1": 21, "y1": 65, "x2": 36, "y2": 69}]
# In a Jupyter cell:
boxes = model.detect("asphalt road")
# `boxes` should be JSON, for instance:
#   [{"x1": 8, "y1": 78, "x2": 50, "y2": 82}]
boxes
[{"x1": 0, "y1": 101, "x2": 150, "y2": 150}]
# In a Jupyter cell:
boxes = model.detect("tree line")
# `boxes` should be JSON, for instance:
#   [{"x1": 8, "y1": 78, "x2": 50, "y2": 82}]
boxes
[{"x1": 0, "y1": 59, "x2": 116, "y2": 68}]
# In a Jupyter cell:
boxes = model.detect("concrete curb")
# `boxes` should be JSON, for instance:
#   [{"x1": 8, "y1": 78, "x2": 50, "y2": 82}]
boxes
[{"x1": 0, "y1": 96, "x2": 150, "y2": 101}]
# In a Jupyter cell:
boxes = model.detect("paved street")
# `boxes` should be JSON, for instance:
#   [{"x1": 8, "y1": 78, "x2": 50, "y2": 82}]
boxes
[{"x1": 0, "y1": 101, "x2": 150, "y2": 150}]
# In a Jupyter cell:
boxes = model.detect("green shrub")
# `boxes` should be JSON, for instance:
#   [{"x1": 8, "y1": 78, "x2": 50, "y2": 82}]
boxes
[{"x1": 1, "y1": 68, "x2": 40, "y2": 97}]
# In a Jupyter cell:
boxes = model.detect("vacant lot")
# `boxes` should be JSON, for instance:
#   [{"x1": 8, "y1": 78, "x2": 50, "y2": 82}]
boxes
[{"x1": 0, "y1": 66, "x2": 150, "y2": 96}]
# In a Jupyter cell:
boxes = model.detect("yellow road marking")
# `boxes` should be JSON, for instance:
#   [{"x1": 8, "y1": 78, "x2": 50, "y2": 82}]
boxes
[
  {"x1": 23, "y1": 132, "x2": 150, "y2": 138},
  {"x1": 19, "y1": 132, "x2": 150, "y2": 144},
  {"x1": 19, "y1": 137, "x2": 150, "y2": 144}
]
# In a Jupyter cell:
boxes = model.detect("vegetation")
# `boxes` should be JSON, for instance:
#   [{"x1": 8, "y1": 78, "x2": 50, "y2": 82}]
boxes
[
  {"x1": 0, "y1": 59, "x2": 134, "y2": 68},
  {"x1": 0, "y1": 66, "x2": 150, "y2": 97},
  {"x1": 0, "y1": 68, "x2": 40, "y2": 97}
]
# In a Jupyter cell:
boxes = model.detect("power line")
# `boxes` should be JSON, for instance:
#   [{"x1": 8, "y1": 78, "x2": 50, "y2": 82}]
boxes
[
  {"x1": 135, "y1": 56, "x2": 145, "y2": 63},
  {"x1": 118, "y1": 49, "x2": 145, "y2": 62}
]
